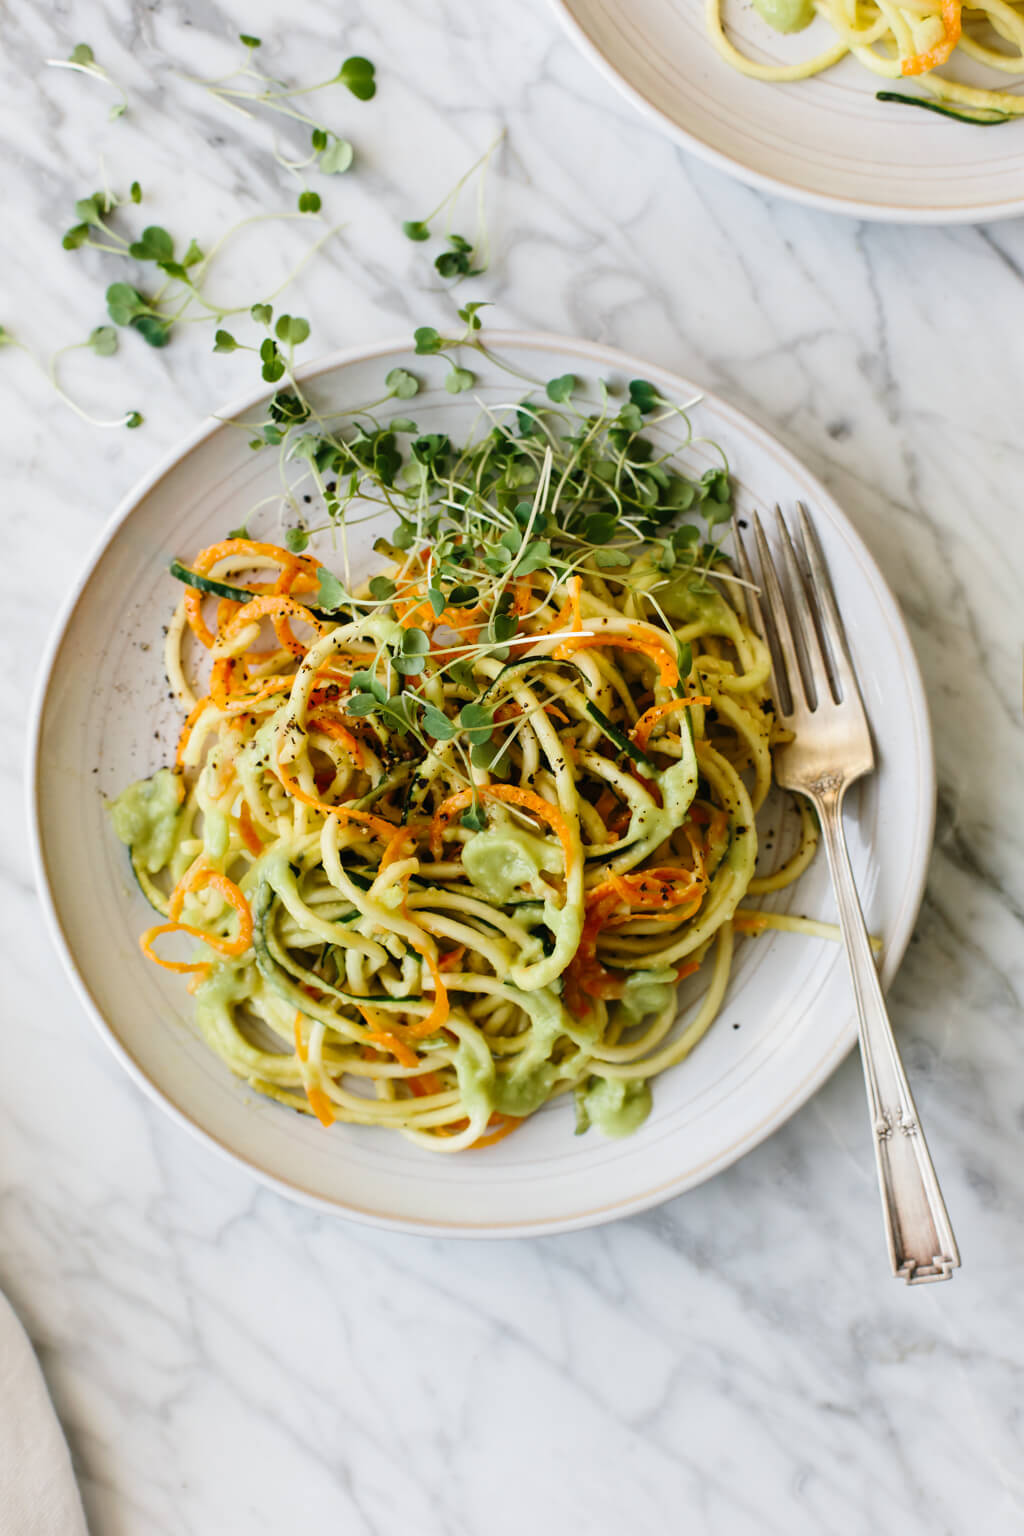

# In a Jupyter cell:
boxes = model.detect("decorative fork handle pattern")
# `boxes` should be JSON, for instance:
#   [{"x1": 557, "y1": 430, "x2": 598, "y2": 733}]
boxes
[{"x1": 812, "y1": 779, "x2": 960, "y2": 1284}]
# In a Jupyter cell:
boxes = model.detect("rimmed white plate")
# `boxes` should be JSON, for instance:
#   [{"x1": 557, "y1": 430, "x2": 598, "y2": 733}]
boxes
[
  {"x1": 551, "y1": 0, "x2": 1024, "y2": 222},
  {"x1": 29, "y1": 331, "x2": 934, "y2": 1236}
]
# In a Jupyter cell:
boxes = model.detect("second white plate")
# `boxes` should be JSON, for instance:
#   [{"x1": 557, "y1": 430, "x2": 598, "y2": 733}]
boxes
[
  {"x1": 552, "y1": 0, "x2": 1024, "y2": 222},
  {"x1": 30, "y1": 331, "x2": 933, "y2": 1235}
]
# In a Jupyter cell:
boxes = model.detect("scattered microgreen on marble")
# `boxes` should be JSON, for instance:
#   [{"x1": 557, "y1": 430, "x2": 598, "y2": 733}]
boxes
[
  {"x1": 190, "y1": 37, "x2": 375, "y2": 199},
  {"x1": 402, "y1": 130, "x2": 503, "y2": 283},
  {"x1": 61, "y1": 182, "x2": 330, "y2": 361},
  {"x1": 39, "y1": 33, "x2": 360, "y2": 431},
  {"x1": 214, "y1": 307, "x2": 313, "y2": 385},
  {"x1": 88, "y1": 325, "x2": 118, "y2": 356},
  {"x1": 0, "y1": 323, "x2": 142, "y2": 429},
  {"x1": 44, "y1": 42, "x2": 129, "y2": 119},
  {"x1": 434, "y1": 233, "x2": 483, "y2": 282}
]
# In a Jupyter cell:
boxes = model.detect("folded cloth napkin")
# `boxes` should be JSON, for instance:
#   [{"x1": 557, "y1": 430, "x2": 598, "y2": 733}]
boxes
[{"x1": 0, "y1": 1291, "x2": 88, "y2": 1536}]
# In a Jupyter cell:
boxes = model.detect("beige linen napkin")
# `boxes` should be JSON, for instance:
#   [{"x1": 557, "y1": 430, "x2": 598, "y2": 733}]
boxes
[{"x1": 0, "y1": 1292, "x2": 88, "y2": 1536}]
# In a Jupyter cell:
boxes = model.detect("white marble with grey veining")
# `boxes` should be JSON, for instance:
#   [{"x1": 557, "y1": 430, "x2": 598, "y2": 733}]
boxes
[{"x1": 2, "y1": 0, "x2": 1024, "y2": 1531}]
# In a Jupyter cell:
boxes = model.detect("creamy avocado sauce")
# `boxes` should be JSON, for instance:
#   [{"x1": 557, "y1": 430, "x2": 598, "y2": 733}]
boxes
[
  {"x1": 463, "y1": 819, "x2": 583, "y2": 988},
  {"x1": 629, "y1": 558, "x2": 735, "y2": 631},
  {"x1": 450, "y1": 1021, "x2": 498, "y2": 1124},
  {"x1": 650, "y1": 754, "x2": 700, "y2": 842},
  {"x1": 751, "y1": 0, "x2": 815, "y2": 31},
  {"x1": 462, "y1": 824, "x2": 562, "y2": 904},
  {"x1": 475, "y1": 985, "x2": 599, "y2": 1118},
  {"x1": 611, "y1": 751, "x2": 700, "y2": 866},
  {"x1": 194, "y1": 959, "x2": 250, "y2": 1013},
  {"x1": 617, "y1": 968, "x2": 679, "y2": 1026},
  {"x1": 193, "y1": 962, "x2": 287, "y2": 1077},
  {"x1": 492, "y1": 985, "x2": 573, "y2": 1116},
  {"x1": 493, "y1": 1062, "x2": 556, "y2": 1117},
  {"x1": 203, "y1": 807, "x2": 230, "y2": 861},
  {"x1": 657, "y1": 578, "x2": 733, "y2": 629},
  {"x1": 109, "y1": 767, "x2": 183, "y2": 873},
  {"x1": 582, "y1": 1076, "x2": 653, "y2": 1138}
]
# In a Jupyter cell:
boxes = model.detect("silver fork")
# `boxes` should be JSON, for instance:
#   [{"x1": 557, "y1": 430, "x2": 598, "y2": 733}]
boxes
[{"x1": 733, "y1": 504, "x2": 959, "y2": 1285}]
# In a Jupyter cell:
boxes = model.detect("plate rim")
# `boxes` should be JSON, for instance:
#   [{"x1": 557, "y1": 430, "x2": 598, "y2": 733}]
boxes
[
  {"x1": 27, "y1": 328, "x2": 936, "y2": 1237},
  {"x1": 548, "y1": 0, "x2": 1024, "y2": 225}
]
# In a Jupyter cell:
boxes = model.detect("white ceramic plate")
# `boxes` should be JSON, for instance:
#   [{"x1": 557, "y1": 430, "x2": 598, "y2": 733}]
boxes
[
  {"x1": 30, "y1": 332, "x2": 933, "y2": 1236},
  {"x1": 551, "y1": 0, "x2": 1024, "y2": 222}
]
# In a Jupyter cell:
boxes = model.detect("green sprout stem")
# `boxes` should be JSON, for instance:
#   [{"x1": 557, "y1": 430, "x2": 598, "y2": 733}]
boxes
[
  {"x1": 0, "y1": 332, "x2": 140, "y2": 429},
  {"x1": 415, "y1": 128, "x2": 504, "y2": 231},
  {"x1": 45, "y1": 47, "x2": 129, "y2": 118}
]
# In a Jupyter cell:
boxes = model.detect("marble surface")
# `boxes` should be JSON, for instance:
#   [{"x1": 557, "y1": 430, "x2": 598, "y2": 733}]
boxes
[{"x1": 3, "y1": 0, "x2": 1023, "y2": 1531}]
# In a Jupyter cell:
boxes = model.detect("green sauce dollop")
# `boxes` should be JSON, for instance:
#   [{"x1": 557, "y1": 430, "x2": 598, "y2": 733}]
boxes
[
  {"x1": 581, "y1": 1077, "x2": 653, "y2": 1138},
  {"x1": 462, "y1": 825, "x2": 562, "y2": 904},
  {"x1": 617, "y1": 969, "x2": 679, "y2": 1026},
  {"x1": 108, "y1": 768, "x2": 182, "y2": 873},
  {"x1": 751, "y1": 0, "x2": 816, "y2": 33}
]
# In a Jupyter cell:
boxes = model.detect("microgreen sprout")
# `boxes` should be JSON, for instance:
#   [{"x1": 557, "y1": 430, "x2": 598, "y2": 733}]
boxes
[
  {"x1": 546, "y1": 374, "x2": 575, "y2": 404},
  {"x1": 89, "y1": 325, "x2": 119, "y2": 356},
  {"x1": 1, "y1": 324, "x2": 141, "y2": 429},
  {"x1": 402, "y1": 129, "x2": 503, "y2": 283},
  {"x1": 62, "y1": 184, "x2": 334, "y2": 356},
  {"x1": 190, "y1": 39, "x2": 375, "y2": 188},
  {"x1": 385, "y1": 367, "x2": 420, "y2": 400},
  {"x1": 434, "y1": 234, "x2": 483, "y2": 282},
  {"x1": 337, "y1": 57, "x2": 376, "y2": 101},
  {"x1": 410, "y1": 308, "x2": 495, "y2": 394},
  {"x1": 214, "y1": 309, "x2": 312, "y2": 383},
  {"x1": 45, "y1": 43, "x2": 129, "y2": 119},
  {"x1": 459, "y1": 301, "x2": 489, "y2": 332}
]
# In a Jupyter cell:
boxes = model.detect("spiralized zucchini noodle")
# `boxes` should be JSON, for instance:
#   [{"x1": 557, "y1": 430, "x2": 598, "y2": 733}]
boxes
[
  {"x1": 110, "y1": 366, "x2": 834, "y2": 1151},
  {"x1": 706, "y1": 0, "x2": 1024, "y2": 123}
]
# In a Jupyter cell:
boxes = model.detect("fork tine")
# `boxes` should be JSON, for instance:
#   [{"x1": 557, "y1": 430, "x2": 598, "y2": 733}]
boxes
[
  {"x1": 730, "y1": 515, "x2": 765, "y2": 637},
  {"x1": 751, "y1": 511, "x2": 800, "y2": 717},
  {"x1": 774, "y1": 507, "x2": 835, "y2": 710},
  {"x1": 795, "y1": 503, "x2": 861, "y2": 705}
]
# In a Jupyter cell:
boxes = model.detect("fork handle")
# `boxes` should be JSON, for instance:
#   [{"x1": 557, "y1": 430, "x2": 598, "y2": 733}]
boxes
[{"x1": 813, "y1": 782, "x2": 960, "y2": 1284}]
